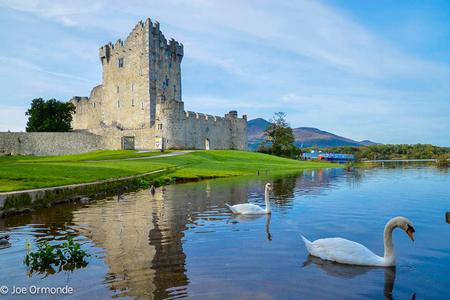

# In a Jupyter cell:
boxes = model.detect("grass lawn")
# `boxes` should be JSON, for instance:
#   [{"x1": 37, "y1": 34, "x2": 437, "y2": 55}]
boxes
[{"x1": 0, "y1": 150, "x2": 339, "y2": 192}]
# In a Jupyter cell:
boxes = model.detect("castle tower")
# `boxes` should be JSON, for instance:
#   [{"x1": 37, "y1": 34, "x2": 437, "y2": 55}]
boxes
[
  {"x1": 70, "y1": 18, "x2": 247, "y2": 151},
  {"x1": 97, "y1": 19, "x2": 183, "y2": 129}
]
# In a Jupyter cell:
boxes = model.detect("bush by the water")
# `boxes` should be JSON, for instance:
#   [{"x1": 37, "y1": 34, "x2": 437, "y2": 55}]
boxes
[
  {"x1": 436, "y1": 155, "x2": 449, "y2": 168},
  {"x1": 24, "y1": 236, "x2": 89, "y2": 274}
]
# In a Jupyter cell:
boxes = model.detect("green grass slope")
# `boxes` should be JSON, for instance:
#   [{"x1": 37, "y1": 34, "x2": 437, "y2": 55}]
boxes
[{"x1": 0, "y1": 150, "x2": 339, "y2": 192}]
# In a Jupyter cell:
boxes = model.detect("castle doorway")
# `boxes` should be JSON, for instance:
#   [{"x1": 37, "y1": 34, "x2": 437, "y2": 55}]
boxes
[
  {"x1": 121, "y1": 136, "x2": 135, "y2": 150},
  {"x1": 205, "y1": 138, "x2": 210, "y2": 150}
]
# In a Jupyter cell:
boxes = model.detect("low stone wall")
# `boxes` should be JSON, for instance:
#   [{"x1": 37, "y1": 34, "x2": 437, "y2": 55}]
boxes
[
  {"x1": 0, "y1": 132, "x2": 105, "y2": 156},
  {"x1": 90, "y1": 127, "x2": 156, "y2": 150}
]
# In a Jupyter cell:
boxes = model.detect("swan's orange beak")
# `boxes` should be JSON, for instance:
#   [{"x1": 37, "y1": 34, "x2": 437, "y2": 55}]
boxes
[{"x1": 406, "y1": 227, "x2": 415, "y2": 241}]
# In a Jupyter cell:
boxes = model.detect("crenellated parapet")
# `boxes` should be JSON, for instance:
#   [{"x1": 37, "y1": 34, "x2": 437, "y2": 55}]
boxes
[
  {"x1": 183, "y1": 110, "x2": 247, "y2": 123},
  {"x1": 99, "y1": 18, "x2": 183, "y2": 65}
]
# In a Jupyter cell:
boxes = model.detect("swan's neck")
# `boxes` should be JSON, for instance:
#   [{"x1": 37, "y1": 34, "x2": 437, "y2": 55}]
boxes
[
  {"x1": 265, "y1": 188, "x2": 271, "y2": 213},
  {"x1": 383, "y1": 219, "x2": 398, "y2": 263}
]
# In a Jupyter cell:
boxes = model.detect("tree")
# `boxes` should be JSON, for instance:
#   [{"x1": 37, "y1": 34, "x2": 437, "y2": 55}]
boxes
[
  {"x1": 26, "y1": 98, "x2": 76, "y2": 132},
  {"x1": 261, "y1": 112, "x2": 296, "y2": 157}
]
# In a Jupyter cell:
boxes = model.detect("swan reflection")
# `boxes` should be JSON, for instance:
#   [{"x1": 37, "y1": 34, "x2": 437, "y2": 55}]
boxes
[
  {"x1": 303, "y1": 256, "x2": 416, "y2": 300},
  {"x1": 229, "y1": 214, "x2": 272, "y2": 241}
]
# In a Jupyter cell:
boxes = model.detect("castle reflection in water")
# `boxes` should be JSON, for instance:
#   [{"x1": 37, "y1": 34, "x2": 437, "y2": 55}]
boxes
[{"x1": 69, "y1": 168, "x2": 347, "y2": 299}]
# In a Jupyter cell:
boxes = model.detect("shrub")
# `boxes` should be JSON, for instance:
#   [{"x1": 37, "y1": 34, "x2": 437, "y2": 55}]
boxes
[{"x1": 24, "y1": 236, "x2": 89, "y2": 275}]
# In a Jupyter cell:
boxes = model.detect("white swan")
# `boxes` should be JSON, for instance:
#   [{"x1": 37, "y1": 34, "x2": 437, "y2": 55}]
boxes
[
  {"x1": 301, "y1": 216, "x2": 415, "y2": 267},
  {"x1": 226, "y1": 183, "x2": 272, "y2": 215}
]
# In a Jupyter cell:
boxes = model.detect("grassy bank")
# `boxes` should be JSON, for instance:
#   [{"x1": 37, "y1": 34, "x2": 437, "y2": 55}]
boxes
[{"x1": 0, "y1": 150, "x2": 339, "y2": 192}]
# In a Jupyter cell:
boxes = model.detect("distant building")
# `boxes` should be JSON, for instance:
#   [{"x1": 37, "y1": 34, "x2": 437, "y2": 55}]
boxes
[{"x1": 302, "y1": 151, "x2": 355, "y2": 163}]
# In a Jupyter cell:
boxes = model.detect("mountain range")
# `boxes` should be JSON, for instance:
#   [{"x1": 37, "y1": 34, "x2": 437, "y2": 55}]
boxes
[{"x1": 248, "y1": 118, "x2": 377, "y2": 150}]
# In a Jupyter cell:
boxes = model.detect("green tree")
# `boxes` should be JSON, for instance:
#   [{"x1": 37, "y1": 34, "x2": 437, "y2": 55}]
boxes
[
  {"x1": 26, "y1": 98, "x2": 75, "y2": 132},
  {"x1": 261, "y1": 112, "x2": 296, "y2": 157}
]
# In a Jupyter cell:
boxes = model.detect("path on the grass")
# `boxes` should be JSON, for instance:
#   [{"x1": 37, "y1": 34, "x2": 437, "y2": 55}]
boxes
[
  {"x1": 123, "y1": 150, "x2": 195, "y2": 160},
  {"x1": 85, "y1": 150, "x2": 195, "y2": 162}
]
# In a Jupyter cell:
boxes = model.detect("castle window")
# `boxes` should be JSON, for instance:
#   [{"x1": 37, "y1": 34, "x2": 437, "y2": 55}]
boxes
[
  {"x1": 117, "y1": 86, "x2": 119, "y2": 93},
  {"x1": 92, "y1": 103, "x2": 96, "y2": 108},
  {"x1": 173, "y1": 85, "x2": 176, "y2": 94},
  {"x1": 157, "y1": 124, "x2": 163, "y2": 130},
  {"x1": 165, "y1": 77, "x2": 169, "y2": 86},
  {"x1": 118, "y1": 57, "x2": 124, "y2": 68},
  {"x1": 117, "y1": 100, "x2": 120, "y2": 108},
  {"x1": 131, "y1": 82, "x2": 134, "y2": 92},
  {"x1": 131, "y1": 98, "x2": 135, "y2": 107},
  {"x1": 169, "y1": 62, "x2": 172, "y2": 69},
  {"x1": 141, "y1": 102, "x2": 144, "y2": 110}
]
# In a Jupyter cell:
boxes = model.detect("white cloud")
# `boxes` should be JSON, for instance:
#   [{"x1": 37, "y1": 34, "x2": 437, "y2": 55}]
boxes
[{"x1": 0, "y1": 56, "x2": 97, "y2": 84}]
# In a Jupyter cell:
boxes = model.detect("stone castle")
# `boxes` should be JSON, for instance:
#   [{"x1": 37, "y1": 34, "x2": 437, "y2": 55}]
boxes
[{"x1": 70, "y1": 18, "x2": 247, "y2": 151}]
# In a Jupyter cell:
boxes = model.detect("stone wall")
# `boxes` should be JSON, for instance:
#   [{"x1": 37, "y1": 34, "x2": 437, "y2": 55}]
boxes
[
  {"x1": 89, "y1": 127, "x2": 156, "y2": 150},
  {"x1": 156, "y1": 99, "x2": 247, "y2": 150},
  {"x1": 70, "y1": 85, "x2": 103, "y2": 129},
  {"x1": 0, "y1": 132, "x2": 104, "y2": 156}
]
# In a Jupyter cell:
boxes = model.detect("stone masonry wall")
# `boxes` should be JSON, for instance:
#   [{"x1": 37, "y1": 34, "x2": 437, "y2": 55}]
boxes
[
  {"x1": 156, "y1": 99, "x2": 247, "y2": 150},
  {"x1": 99, "y1": 20, "x2": 152, "y2": 130},
  {"x1": 0, "y1": 132, "x2": 104, "y2": 156},
  {"x1": 89, "y1": 127, "x2": 156, "y2": 150},
  {"x1": 71, "y1": 85, "x2": 103, "y2": 129}
]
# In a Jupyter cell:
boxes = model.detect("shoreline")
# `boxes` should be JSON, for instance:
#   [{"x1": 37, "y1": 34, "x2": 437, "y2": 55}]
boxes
[{"x1": 0, "y1": 150, "x2": 341, "y2": 217}]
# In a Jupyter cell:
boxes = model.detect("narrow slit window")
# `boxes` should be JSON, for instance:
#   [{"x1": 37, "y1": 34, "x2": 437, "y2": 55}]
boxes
[{"x1": 118, "y1": 57, "x2": 124, "y2": 68}]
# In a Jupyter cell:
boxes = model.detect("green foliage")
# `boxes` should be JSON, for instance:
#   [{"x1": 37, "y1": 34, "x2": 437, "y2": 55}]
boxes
[
  {"x1": 3, "y1": 193, "x2": 32, "y2": 209},
  {"x1": 323, "y1": 144, "x2": 450, "y2": 160},
  {"x1": 436, "y1": 155, "x2": 449, "y2": 168},
  {"x1": 260, "y1": 112, "x2": 296, "y2": 157},
  {"x1": 24, "y1": 236, "x2": 89, "y2": 275},
  {"x1": 25, "y1": 98, "x2": 75, "y2": 132},
  {"x1": 134, "y1": 177, "x2": 149, "y2": 188}
]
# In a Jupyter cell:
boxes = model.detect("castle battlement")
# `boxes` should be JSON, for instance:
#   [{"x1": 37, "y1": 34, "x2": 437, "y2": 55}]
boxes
[
  {"x1": 99, "y1": 18, "x2": 183, "y2": 65},
  {"x1": 184, "y1": 111, "x2": 245, "y2": 122}
]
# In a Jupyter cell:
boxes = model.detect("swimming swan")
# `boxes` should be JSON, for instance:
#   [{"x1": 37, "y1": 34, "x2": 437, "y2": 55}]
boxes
[
  {"x1": 301, "y1": 216, "x2": 415, "y2": 266},
  {"x1": 226, "y1": 183, "x2": 272, "y2": 215}
]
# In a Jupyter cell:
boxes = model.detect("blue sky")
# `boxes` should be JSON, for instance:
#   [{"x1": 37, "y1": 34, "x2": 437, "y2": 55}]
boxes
[{"x1": 0, "y1": 0, "x2": 449, "y2": 146}]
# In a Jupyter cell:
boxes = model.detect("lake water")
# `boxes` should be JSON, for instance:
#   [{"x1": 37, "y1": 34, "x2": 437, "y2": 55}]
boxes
[{"x1": 0, "y1": 164, "x2": 449, "y2": 299}]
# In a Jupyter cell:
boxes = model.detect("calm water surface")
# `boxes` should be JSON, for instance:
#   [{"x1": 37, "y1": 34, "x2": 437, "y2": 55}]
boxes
[{"x1": 0, "y1": 165, "x2": 449, "y2": 299}]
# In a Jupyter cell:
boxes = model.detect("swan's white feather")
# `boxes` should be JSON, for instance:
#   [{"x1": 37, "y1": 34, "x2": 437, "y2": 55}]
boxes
[
  {"x1": 226, "y1": 203, "x2": 266, "y2": 215},
  {"x1": 301, "y1": 236, "x2": 385, "y2": 266}
]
